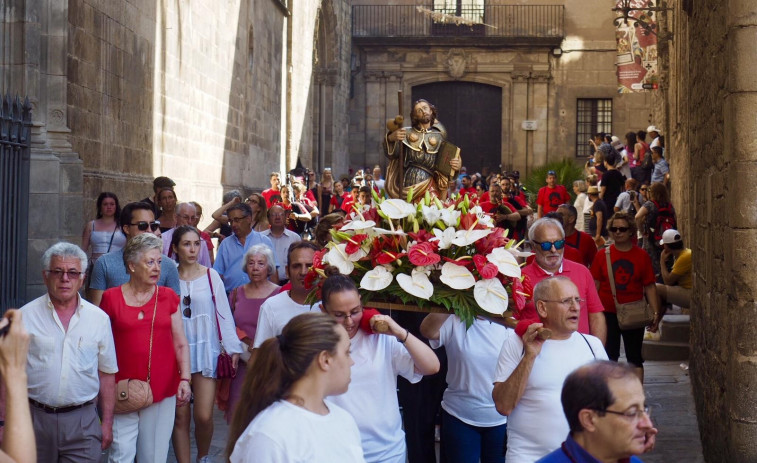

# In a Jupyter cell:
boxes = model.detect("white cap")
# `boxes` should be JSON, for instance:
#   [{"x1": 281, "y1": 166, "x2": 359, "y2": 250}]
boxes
[
  {"x1": 659, "y1": 229, "x2": 681, "y2": 246},
  {"x1": 647, "y1": 125, "x2": 662, "y2": 134}
]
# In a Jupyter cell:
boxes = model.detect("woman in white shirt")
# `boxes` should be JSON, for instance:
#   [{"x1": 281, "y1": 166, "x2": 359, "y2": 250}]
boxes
[
  {"x1": 420, "y1": 314, "x2": 509, "y2": 463},
  {"x1": 572, "y1": 180, "x2": 588, "y2": 232},
  {"x1": 226, "y1": 312, "x2": 365, "y2": 463}
]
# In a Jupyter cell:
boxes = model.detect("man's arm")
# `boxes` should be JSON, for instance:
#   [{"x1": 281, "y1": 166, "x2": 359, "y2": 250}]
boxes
[
  {"x1": 492, "y1": 323, "x2": 544, "y2": 416},
  {"x1": 87, "y1": 289, "x2": 104, "y2": 307},
  {"x1": 87, "y1": 256, "x2": 108, "y2": 306},
  {"x1": 98, "y1": 371, "x2": 115, "y2": 450},
  {"x1": 419, "y1": 313, "x2": 451, "y2": 341},
  {"x1": 594, "y1": 210, "x2": 604, "y2": 242},
  {"x1": 659, "y1": 249, "x2": 680, "y2": 286},
  {"x1": 537, "y1": 204, "x2": 543, "y2": 218}
]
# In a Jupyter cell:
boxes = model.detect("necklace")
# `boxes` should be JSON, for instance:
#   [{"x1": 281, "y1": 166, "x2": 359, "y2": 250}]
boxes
[{"x1": 127, "y1": 285, "x2": 154, "y2": 319}]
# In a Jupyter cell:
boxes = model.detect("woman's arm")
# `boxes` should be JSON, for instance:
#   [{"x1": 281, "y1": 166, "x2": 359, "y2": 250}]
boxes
[
  {"x1": 370, "y1": 314, "x2": 439, "y2": 375},
  {"x1": 419, "y1": 314, "x2": 451, "y2": 341},
  {"x1": 635, "y1": 206, "x2": 648, "y2": 234},
  {"x1": 81, "y1": 220, "x2": 93, "y2": 254},
  {"x1": 170, "y1": 307, "x2": 191, "y2": 405}
]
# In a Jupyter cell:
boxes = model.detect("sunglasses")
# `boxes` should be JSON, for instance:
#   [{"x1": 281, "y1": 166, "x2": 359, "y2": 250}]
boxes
[
  {"x1": 534, "y1": 239, "x2": 566, "y2": 251},
  {"x1": 609, "y1": 226, "x2": 630, "y2": 233},
  {"x1": 130, "y1": 221, "x2": 161, "y2": 232},
  {"x1": 183, "y1": 295, "x2": 192, "y2": 318}
]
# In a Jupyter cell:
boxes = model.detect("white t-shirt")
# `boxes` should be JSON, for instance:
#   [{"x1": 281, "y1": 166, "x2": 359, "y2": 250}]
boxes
[
  {"x1": 430, "y1": 317, "x2": 509, "y2": 427},
  {"x1": 252, "y1": 291, "x2": 317, "y2": 348},
  {"x1": 230, "y1": 399, "x2": 365, "y2": 463},
  {"x1": 494, "y1": 331, "x2": 607, "y2": 463},
  {"x1": 329, "y1": 329, "x2": 422, "y2": 463}
]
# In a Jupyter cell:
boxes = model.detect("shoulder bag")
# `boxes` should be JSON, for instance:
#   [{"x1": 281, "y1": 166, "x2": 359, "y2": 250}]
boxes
[
  {"x1": 114, "y1": 286, "x2": 158, "y2": 414},
  {"x1": 606, "y1": 249, "x2": 654, "y2": 330},
  {"x1": 208, "y1": 269, "x2": 236, "y2": 379}
]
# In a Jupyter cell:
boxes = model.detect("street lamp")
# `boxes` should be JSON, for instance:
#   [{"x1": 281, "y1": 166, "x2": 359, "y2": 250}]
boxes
[{"x1": 612, "y1": 0, "x2": 671, "y2": 37}]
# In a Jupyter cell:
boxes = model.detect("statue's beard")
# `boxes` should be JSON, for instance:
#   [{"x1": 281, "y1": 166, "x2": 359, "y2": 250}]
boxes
[{"x1": 412, "y1": 113, "x2": 432, "y2": 127}]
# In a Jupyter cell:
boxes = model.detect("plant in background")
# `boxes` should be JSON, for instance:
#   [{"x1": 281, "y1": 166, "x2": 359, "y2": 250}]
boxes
[{"x1": 522, "y1": 159, "x2": 586, "y2": 206}]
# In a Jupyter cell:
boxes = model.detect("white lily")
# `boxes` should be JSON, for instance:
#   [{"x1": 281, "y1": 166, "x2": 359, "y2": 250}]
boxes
[
  {"x1": 380, "y1": 199, "x2": 417, "y2": 220},
  {"x1": 420, "y1": 204, "x2": 442, "y2": 226},
  {"x1": 469, "y1": 205, "x2": 483, "y2": 214},
  {"x1": 340, "y1": 219, "x2": 376, "y2": 231},
  {"x1": 360, "y1": 265, "x2": 394, "y2": 291},
  {"x1": 452, "y1": 228, "x2": 492, "y2": 246},
  {"x1": 325, "y1": 243, "x2": 355, "y2": 274},
  {"x1": 372, "y1": 227, "x2": 407, "y2": 236},
  {"x1": 439, "y1": 262, "x2": 476, "y2": 290},
  {"x1": 430, "y1": 227, "x2": 456, "y2": 250},
  {"x1": 474, "y1": 278, "x2": 509, "y2": 315},
  {"x1": 475, "y1": 211, "x2": 494, "y2": 228},
  {"x1": 440, "y1": 207, "x2": 461, "y2": 227},
  {"x1": 396, "y1": 268, "x2": 434, "y2": 300},
  {"x1": 486, "y1": 247, "x2": 522, "y2": 278}
]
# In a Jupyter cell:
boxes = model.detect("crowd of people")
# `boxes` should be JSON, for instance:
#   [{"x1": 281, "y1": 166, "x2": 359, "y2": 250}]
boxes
[{"x1": 4, "y1": 122, "x2": 694, "y2": 463}]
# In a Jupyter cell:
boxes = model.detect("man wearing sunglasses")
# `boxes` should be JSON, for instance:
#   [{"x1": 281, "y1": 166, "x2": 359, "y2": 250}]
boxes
[
  {"x1": 517, "y1": 218, "x2": 606, "y2": 344},
  {"x1": 537, "y1": 361, "x2": 657, "y2": 462},
  {"x1": 88, "y1": 202, "x2": 181, "y2": 306}
]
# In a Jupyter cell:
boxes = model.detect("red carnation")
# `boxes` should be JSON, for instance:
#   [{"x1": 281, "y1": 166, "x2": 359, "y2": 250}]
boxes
[{"x1": 407, "y1": 242, "x2": 441, "y2": 266}]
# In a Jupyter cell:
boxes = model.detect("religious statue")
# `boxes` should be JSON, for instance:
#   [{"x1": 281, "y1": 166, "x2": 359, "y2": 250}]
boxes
[{"x1": 384, "y1": 99, "x2": 462, "y2": 203}]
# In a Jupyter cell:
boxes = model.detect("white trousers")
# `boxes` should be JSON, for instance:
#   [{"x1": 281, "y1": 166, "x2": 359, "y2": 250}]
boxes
[{"x1": 109, "y1": 395, "x2": 177, "y2": 463}]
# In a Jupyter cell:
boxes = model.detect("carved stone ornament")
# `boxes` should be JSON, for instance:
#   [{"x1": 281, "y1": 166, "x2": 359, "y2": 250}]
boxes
[{"x1": 446, "y1": 49, "x2": 468, "y2": 80}]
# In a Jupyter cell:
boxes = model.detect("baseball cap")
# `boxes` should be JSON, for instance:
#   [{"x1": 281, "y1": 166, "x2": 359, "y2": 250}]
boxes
[
  {"x1": 646, "y1": 125, "x2": 662, "y2": 134},
  {"x1": 547, "y1": 170, "x2": 557, "y2": 176},
  {"x1": 659, "y1": 229, "x2": 682, "y2": 246}
]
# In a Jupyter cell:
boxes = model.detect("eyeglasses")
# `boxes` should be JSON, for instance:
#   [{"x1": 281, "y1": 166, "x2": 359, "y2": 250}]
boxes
[
  {"x1": 533, "y1": 239, "x2": 566, "y2": 251},
  {"x1": 130, "y1": 221, "x2": 161, "y2": 232},
  {"x1": 229, "y1": 215, "x2": 250, "y2": 224},
  {"x1": 640, "y1": 187, "x2": 648, "y2": 191},
  {"x1": 595, "y1": 406, "x2": 651, "y2": 421},
  {"x1": 609, "y1": 226, "x2": 630, "y2": 233},
  {"x1": 542, "y1": 297, "x2": 585, "y2": 308},
  {"x1": 183, "y1": 295, "x2": 192, "y2": 318},
  {"x1": 45, "y1": 269, "x2": 84, "y2": 280}
]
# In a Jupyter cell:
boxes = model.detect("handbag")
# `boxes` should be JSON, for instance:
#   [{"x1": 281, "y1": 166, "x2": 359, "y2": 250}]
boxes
[
  {"x1": 605, "y1": 250, "x2": 654, "y2": 330},
  {"x1": 208, "y1": 270, "x2": 236, "y2": 379},
  {"x1": 114, "y1": 286, "x2": 158, "y2": 414}
]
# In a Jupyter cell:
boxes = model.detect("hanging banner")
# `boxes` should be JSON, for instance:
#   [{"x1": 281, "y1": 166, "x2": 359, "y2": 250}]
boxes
[{"x1": 615, "y1": 0, "x2": 659, "y2": 93}]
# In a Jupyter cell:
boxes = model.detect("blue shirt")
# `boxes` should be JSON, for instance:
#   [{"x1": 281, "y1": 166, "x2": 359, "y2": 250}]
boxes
[
  {"x1": 537, "y1": 435, "x2": 644, "y2": 463},
  {"x1": 213, "y1": 230, "x2": 275, "y2": 291},
  {"x1": 651, "y1": 158, "x2": 669, "y2": 183},
  {"x1": 89, "y1": 248, "x2": 181, "y2": 295}
]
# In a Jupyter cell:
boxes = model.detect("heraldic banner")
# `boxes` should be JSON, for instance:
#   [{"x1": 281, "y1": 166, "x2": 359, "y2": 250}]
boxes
[{"x1": 615, "y1": 0, "x2": 659, "y2": 93}]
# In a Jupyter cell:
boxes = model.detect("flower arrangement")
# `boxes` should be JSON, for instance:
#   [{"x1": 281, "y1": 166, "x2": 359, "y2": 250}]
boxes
[{"x1": 305, "y1": 189, "x2": 531, "y2": 327}]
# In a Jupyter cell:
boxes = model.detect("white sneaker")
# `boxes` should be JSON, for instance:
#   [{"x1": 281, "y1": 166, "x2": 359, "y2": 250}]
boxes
[{"x1": 198, "y1": 456, "x2": 212, "y2": 463}]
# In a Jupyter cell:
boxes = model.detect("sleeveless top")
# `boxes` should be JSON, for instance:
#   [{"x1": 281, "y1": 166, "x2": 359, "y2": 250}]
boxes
[{"x1": 90, "y1": 221, "x2": 127, "y2": 258}]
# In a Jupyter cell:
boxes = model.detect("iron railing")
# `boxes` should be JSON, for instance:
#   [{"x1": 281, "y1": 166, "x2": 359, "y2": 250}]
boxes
[
  {"x1": 0, "y1": 93, "x2": 31, "y2": 312},
  {"x1": 352, "y1": 4, "x2": 564, "y2": 39}
]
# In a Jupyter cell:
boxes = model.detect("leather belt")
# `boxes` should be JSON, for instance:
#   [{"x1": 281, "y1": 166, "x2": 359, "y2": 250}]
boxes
[{"x1": 29, "y1": 398, "x2": 94, "y2": 414}]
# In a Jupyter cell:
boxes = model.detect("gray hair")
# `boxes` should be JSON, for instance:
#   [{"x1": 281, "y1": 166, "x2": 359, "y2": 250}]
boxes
[
  {"x1": 573, "y1": 179, "x2": 587, "y2": 193},
  {"x1": 176, "y1": 202, "x2": 196, "y2": 215},
  {"x1": 42, "y1": 242, "x2": 88, "y2": 272},
  {"x1": 533, "y1": 276, "x2": 575, "y2": 304},
  {"x1": 242, "y1": 244, "x2": 276, "y2": 276},
  {"x1": 123, "y1": 233, "x2": 163, "y2": 268},
  {"x1": 223, "y1": 189, "x2": 243, "y2": 204},
  {"x1": 528, "y1": 217, "x2": 565, "y2": 242}
]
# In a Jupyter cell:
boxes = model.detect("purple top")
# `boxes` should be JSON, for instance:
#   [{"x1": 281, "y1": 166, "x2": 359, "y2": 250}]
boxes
[{"x1": 229, "y1": 285, "x2": 281, "y2": 341}]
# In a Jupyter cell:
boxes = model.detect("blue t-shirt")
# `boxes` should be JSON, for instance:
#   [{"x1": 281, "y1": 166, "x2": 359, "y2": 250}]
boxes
[
  {"x1": 213, "y1": 230, "x2": 275, "y2": 291},
  {"x1": 651, "y1": 159, "x2": 669, "y2": 183},
  {"x1": 537, "y1": 435, "x2": 644, "y2": 463},
  {"x1": 89, "y1": 248, "x2": 181, "y2": 295}
]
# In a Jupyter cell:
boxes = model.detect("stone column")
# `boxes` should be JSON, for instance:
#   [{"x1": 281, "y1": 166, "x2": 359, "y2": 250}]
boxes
[
  {"x1": 509, "y1": 70, "x2": 530, "y2": 173},
  {"x1": 362, "y1": 71, "x2": 385, "y2": 170},
  {"x1": 531, "y1": 71, "x2": 551, "y2": 167}
]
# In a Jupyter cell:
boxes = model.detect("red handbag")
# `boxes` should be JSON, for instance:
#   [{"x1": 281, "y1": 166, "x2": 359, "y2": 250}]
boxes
[{"x1": 207, "y1": 270, "x2": 236, "y2": 379}]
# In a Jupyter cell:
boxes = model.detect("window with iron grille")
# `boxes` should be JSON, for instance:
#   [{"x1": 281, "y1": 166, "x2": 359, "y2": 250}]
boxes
[{"x1": 576, "y1": 99, "x2": 612, "y2": 158}]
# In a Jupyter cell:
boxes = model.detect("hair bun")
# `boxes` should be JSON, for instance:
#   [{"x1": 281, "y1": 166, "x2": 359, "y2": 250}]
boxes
[{"x1": 324, "y1": 265, "x2": 341, "y2": 277}]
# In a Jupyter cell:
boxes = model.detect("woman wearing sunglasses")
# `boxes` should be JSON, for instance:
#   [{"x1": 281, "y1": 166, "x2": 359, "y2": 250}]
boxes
[
  {"x1": 170, "y1": 225, "x2": 243, "y2": 463},
  {"x1": 590, "y1": 212, "x2": 660, "y2": 382}
]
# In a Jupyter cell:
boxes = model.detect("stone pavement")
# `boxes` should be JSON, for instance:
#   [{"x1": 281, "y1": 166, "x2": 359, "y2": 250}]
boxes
[{"x1": 167, "y1": 358, "x2": 704, "y2": 462}]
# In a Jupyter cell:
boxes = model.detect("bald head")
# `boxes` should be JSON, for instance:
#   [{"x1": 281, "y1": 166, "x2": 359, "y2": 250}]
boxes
[{"x1": 175, "y1": 202, "x2": 197, "y2": 226}]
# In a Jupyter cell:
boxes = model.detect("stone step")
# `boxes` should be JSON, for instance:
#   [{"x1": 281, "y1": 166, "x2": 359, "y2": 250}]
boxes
[
  {"x1": 659, "y1": 314, "x2": 690, "y2": 344},
  {"x1": 642, "y1": 339, "x2": 690, "y2": 361}
]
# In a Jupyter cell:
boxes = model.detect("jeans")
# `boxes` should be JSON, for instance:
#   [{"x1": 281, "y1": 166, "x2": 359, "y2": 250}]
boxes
[{"x1": 441, "y1": 410, "x2": 507, "y2": 463}]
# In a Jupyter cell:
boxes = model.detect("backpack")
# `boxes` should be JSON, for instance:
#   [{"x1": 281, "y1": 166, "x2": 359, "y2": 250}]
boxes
[{"x1": 650, "y1": 200, "x2": 676, "y2": 243}]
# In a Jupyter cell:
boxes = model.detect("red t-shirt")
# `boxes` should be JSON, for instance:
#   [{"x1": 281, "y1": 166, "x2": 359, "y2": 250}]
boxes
[
  {"x1": 459, "y1": 187, "x2": 476, "y2": 197},
  {"x1": 590, "y1": 245, "x2": 655, "y2": 313},
  {"x1": 564, "y1": 230, "x2": 598, "y2": 268},
  {"x1": 200, "y1": 231, "x2": 213, "y2": 252},
  {"x1": 520, "y1": 259, "x2": 605, "y2": 334},
  {"x1": 262, "y1": 188, "x2": 283, "y2": 208},
  {"x1": 536, "y1": 185, "x2": 571, "y2": 215},
  {"x1": 329, "y1": 193, "x2": 350, "y2": 212},
  {"x1": 100, "y1": 286, "x2": 181, "y2": 403},
  {"x1": 480, "y1": 191, "x2": 490, "y2": 203}
]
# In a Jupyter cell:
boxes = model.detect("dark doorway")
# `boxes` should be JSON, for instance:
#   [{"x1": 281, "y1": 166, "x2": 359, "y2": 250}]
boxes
[{"x1": 411, "y1": 82, "x2": 502, "y2": 177}]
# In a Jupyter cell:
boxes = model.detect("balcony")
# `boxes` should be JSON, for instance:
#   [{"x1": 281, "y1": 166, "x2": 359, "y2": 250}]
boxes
[{"x1": 352, "y1": 4, "x2": 565, "y2": 47}]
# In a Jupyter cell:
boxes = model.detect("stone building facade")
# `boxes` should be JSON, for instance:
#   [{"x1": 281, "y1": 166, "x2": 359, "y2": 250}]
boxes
[{"x1": 654, "y1": 0, "x2": 757, "y2": 460}]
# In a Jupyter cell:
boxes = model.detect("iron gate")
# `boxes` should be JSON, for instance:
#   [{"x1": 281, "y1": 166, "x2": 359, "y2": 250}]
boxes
[{"x1": 0, "y1": 94, "x2": 31, "y2": 311}]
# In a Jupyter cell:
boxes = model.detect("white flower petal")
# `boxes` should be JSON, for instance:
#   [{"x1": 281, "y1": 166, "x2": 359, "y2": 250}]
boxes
[
  {"x1": 451, "y1": 228, "x2": 492, "y2": 246},
  {"x1": 397, "y1": 272, "x2": 433, "y2": 300},
  {"x1": 475, "y1": 211, "x2": 494, "y2": 227},
  {"x1": 360, "y1": 266, "x2": 393, "y2": 291},
  {"x1": 486, "y1": 248, "x2": 521, "y2": 278},
  {"x1": 421, "y1": 205, "x2": 442, "y2": 226},
  {"x1": 380, "y1": 199, "x2": 417, "y2": 220},
  {"x1": 326, "y1": 244, "x2": 355, "y2": 274},
  {"x1": 340, "y1": 219, "x2": 376, "y2": 231},
  {"x1": 372, "y1": 227, "x2": 407, "y2": 236},
  {"x1": 440, "y1": 208, "x2": 461, "y2": 227},
  {"x1": 347, "y1": 247, "x2": 368, "y2": 262},
  {"x1": 430, "y1": 227, "x2": 456, "y2": 250},
  {"x1": 474, "y1": 279, "x2": 509, "y2": 315},
  {"x1": 439, "y1": 262, "x2": 476, "y2": 290}
]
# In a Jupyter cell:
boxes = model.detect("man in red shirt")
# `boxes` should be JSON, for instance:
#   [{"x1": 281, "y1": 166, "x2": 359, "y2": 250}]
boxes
[
  {"x1": 261, "y1": 172, "x2": 283, "y2": 207},
  {"x1": 557, "y1": 204, "x2": 597, "y2": 267},
  {"x1": 458, "y1": 175, "x2": 476, "y2": 196},
  {"x1": 518, "y1": 217, "x2": 607, "y2": 344},
  {"x1": 536, "y1": 170, "x2": 571, "y2": 218}
]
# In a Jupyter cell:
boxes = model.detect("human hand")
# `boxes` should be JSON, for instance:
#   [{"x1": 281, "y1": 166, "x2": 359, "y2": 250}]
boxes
[
  {"x1": 522, "y1": 323, "x2": 546, "y2": 358},
  {"x1": 449, "y1": 157, "x2": 462, "y2": 172},
  {"x1": 231, "y1": 353, "x2": 240, "y2": 370},
  {"x1": 176, "y1": 381, "x2": 191, "y2": 407},
  {"x1": 388, "y1": 128, "x2": 406, "y2": 143},
  {"x1": 369, "y1": 314, "x2": 405, "y2": 340},
  {"x1": 101, "y1": 422, "x2": 113, "y2": 450},
  {"x1": 647, "y1": 319, "x2": 660, "y2": 333},
  {"x1": 0, "y1": 310, "x2": 30, "y2": 379}
]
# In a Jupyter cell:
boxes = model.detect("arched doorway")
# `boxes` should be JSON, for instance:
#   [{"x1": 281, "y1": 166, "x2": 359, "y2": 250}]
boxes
[{"x1": 411, "y1": 82, "x2": 502, "y2": 176}]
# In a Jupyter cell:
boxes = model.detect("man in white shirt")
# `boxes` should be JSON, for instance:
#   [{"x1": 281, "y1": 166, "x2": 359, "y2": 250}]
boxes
[
  {"x1": 647, "y1": 125, "x2": 662, "y2": 149},
  {"x1": 261, "y1": 204, "x2": 302, "y2": 282},
  {"x1": 253, "y1": 241, "x2": 319, "y2": 347},
  {"x1": 492, "y1": 276, "x2": 607, "y2": 463},
  {"x1": 161, "y1": 201, "x2": 212, "y2": 266},
  {"x1": 21, "y1": 242, "x2": 118, "y2": 462}
]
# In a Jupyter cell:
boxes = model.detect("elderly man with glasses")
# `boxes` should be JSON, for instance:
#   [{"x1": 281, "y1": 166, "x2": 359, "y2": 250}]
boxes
[
  {"x1": 22, "y1": 242, "x2": 119, "y2": 461},
  {"x1": 160, "y1": 202, "x2": 212, "y2": 266},
  {"x1": 492, "y1": 276, "x2": 608, "y2": 463},
  {"x1": 537, "y1": 361, "x2": 657, "y2": 463},
  {"x1": 87, "y1": 201, "x2": 180, "y2": 306}
]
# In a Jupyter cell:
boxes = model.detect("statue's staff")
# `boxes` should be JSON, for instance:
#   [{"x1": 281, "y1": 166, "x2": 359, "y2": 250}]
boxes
[{"x1": 386, "y1": 90, "x2": 404, "y2": 185}]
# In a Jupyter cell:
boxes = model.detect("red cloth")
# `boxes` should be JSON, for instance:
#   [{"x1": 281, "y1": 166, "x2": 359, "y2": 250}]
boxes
[
  {"x1": 305, "y1": 189, "x2": 316, "y2": 203},
  {"x1": 518, "y1": 260, "x2": 604, "y2": 335},
  {"x1": 536, "y1": 185, "x2": 571, "y2": 215},
  {"x1": 480, "y1": 191, "x2": 490, "y2": 203},
  {"x1": 359, "y1": 308, "x2": 381, "y2": 334},
  {"x1": 564, "y1": 230, "x2": 598, "y2": 268},
  {"x1": 459, "y1": 187, "x2": 476, "y2": 196},
  {"x1": 200, "y1": 231, "x2": 213, "y2": 252},
  {"x1": 100, "y1": 286, "x2": 181, "y2": 403},
  {"x1": 262, "y1": 188, "x2": 283, "y2": 208},
  {"x1": 590, "y1": 245, "x2": 655, "y2": 313}
]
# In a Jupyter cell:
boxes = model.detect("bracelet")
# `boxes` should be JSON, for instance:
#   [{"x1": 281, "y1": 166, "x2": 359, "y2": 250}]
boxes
[
  {"x1": 180, "y1": 378, "x2": 191, "y2": 383},
  {"x1": 398, "y1": 329, "x2": 409, "y2": 344}
]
